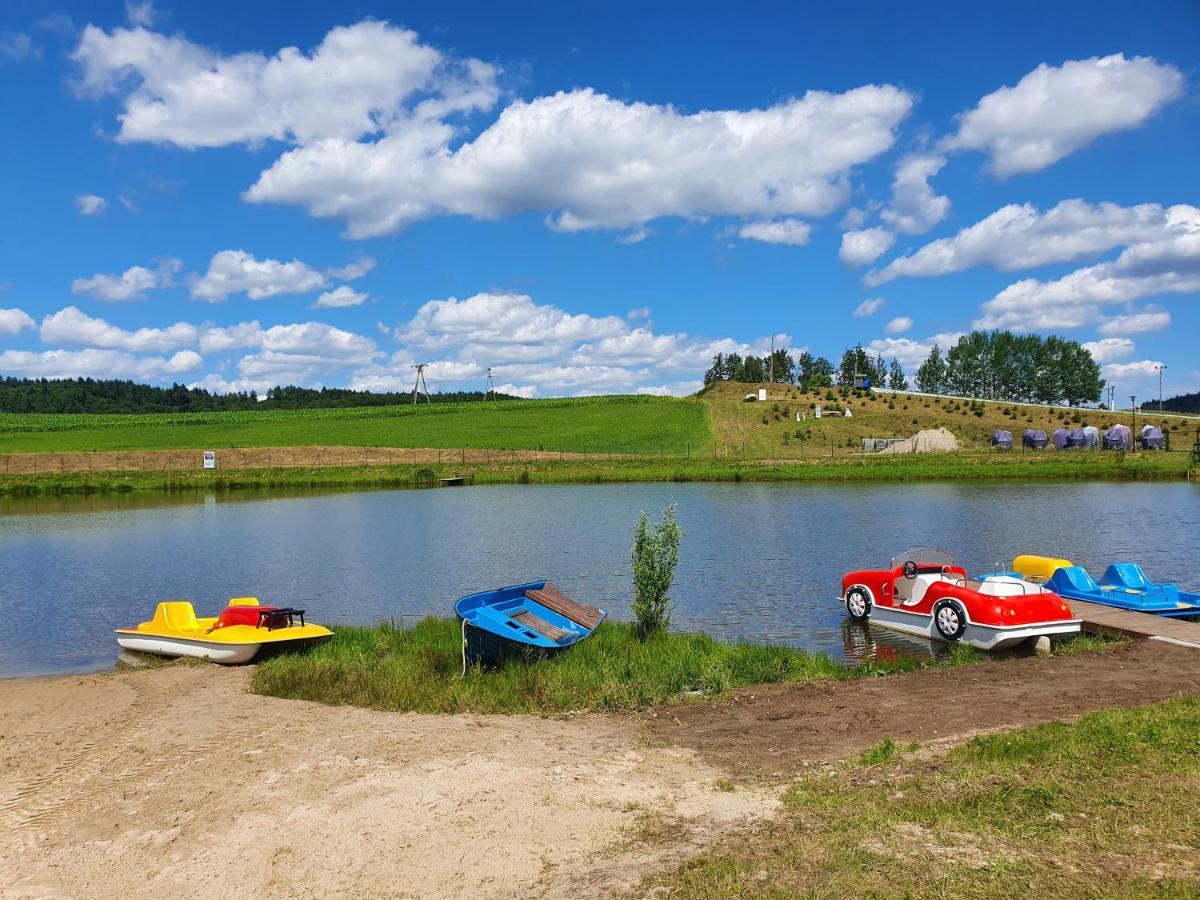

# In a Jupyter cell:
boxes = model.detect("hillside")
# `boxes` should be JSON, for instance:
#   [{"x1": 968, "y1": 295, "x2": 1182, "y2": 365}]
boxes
[
  {"x1": 0, "y1": 395, "x2": 711, "y2": 455},
  {"x1": 701, "y1": 381, "x2": 1198, "y2": 458}
]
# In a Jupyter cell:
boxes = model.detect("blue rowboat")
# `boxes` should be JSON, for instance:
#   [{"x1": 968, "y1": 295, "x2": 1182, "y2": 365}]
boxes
[
  {"x1": 1046, "y1": 565, "x2": 1200, "y2": 618},
  {"x1": 455, "y1": 581, "x2": 607, "y2": 668}
]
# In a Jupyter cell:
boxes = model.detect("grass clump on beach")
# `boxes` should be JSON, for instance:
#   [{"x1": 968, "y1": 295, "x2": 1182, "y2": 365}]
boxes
[
  {"x1": 251, "y1": 618, "x2": 1110, "y2": 715},
  {"x1": 251, "y1": 617, "x2": 964, "y2": 714},
  {"x1": 252, "y1": 618, "x2": 851, "y2": 713},
  {"x1": 650, "y1": 695, "x2": 1200, "y2": 897}
]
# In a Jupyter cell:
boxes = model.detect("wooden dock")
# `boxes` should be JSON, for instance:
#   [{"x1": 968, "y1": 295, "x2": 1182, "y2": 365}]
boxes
[{"x1": 1068, "y1": 598, "x2": 1200, "y2": 649}]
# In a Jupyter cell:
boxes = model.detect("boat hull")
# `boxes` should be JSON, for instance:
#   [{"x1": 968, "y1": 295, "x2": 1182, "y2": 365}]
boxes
[
  {"x1": 458, "y1": 615, "x2": 572, "y2": 668},
  {"x1": 839, "y1": 597, "x2": 1081, "y2": 651},
  {"x1": 116, "y1": 633, "x2": 263, "y2": 664}
]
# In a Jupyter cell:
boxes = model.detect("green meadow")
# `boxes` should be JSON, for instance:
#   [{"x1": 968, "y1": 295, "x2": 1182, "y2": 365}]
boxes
[{"x1": 0, "y1": 395, "x2": 712, "y2": 454}]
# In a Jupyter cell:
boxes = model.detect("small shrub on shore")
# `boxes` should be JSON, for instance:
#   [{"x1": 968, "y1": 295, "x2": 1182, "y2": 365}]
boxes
[{"x1": 631, "y1": 504, "x2": 683, "y2": 636}]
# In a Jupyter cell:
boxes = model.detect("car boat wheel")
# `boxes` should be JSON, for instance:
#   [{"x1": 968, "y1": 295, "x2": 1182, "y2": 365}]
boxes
[
  {"x1": 845, "y1": 587, "x2": 872, "y2": 622},
  {"x1": 933, "y1": 600, "x2": 967, "y2": 641}
]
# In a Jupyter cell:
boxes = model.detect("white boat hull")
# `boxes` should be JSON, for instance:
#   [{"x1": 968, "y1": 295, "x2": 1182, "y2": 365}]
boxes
[
  {"x1": 116, "y1": 633, "x2": 262, "y2": 664},
  {"x1": 841, "y1": 599, "x2": 1081, "y2": 651}
]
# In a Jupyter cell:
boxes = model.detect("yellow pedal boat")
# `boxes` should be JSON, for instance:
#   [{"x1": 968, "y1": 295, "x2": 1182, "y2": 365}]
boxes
[{"x1": 115, "y1": 597, "x2": 333, "y2": 664}]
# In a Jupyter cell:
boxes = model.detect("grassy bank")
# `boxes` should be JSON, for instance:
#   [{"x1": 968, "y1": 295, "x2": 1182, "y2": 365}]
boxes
[
  {"x1": 0, "y1": 395, "x2": 711, "y2": 455},
  {"x1": 0, "y1": 448, "x2": 1188, "y2": 496},
  {"x1": 251, "y1": 620, "x2": 1111, "y2": 715},
  {"x1": 250, "y1": 618, "x2": 989, "y2": 715},
  {"x1": 650, "y1": 695, "x2": 1200, "y2": 896}
]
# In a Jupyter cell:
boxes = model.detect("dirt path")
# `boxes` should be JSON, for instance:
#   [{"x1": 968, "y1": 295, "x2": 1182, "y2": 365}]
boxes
[
  {"x1": 0, "y1": 666, "x2": 774, "y2": 899},
  {"x1": 647, "y1": 640, "x2": 1200, "y2": 779},
  {"x1": 0, "y1": 445, "x2": 632, "y2": 476}
]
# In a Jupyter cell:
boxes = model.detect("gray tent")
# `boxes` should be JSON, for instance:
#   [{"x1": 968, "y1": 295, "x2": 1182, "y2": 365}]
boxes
[
  {"x1": 991, "y1": 429, "x2": 1013, "y2": 450},
  {"x1": 1082, "y1": 425, "x2": 1100, "y2": 449},
  {"x1": 1141, "y1": 425, "x2": 1165, "y2": 450},
  {"x1": 1023, "y1": 429, "x2": 1047, "y2": 450},
  {"x1": 1103, "y1": 424, "x2": 1132, "y2": 450},
  {"x1": 1052, "y1": 428, "x2": 1070, "y2": 450},
  {"x1": 1066, "y1": 428, "x2": 1086, "y2": 449}
]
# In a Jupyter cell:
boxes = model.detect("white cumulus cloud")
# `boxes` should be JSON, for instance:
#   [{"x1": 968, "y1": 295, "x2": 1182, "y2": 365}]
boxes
[
  {"x1": 880, "y1": 152, "x2": 949, "y2": 235},
  {"x1": 945, "y1": 54, "x2": 1184, "y2": 176},
  {"x1": 1097, "y1": 310, "x2": 1171, "y2": 336},
  {"x1": 869, "y1": 200, "x2": 1188, "y2": 286},
  {"x1": 1082, "y1": 337, "x2": 1135, "y2": 363},
  {"x1": 314, "y1": 286, "x2": 369, "y2": 308},
  {"x1": 885, "y1": 316, "x2": 913, "y2": 335},
  {"x1": 191, "y1": 249, "x2": 327, "y2": 302},
  {"x1": 868, "y1": 332, "x2": 965, "y2": 369},
  {"x1": 72, "y1": 20, "x2": 492, "y2": 147},
  {"x1": 40, "y1": 306, "x2": 198, "y2": 352},
  {"x1": 246, "y1": 84, "x2": 913, "y2": 238},
  {"x1": 0, "y1": 348, "x2": 201, "y2": 381},
  {"x1": 739, "y1": 218, "x2": 812, "y2": 246},
  {"x1": 975, "y1": 205, "x2": 1200, "y2": 330},
  {"x1": 71, "y1": 258, "x2": 181, "y2": 301},
  {"x1": 853, "y1": 297, "x2": 885, "y2": 318},
  {"x1": 0, "y1": 308, "x2": 36, "y2": 336},
  {"x1": 840, "y1": 227, "x2": 895, "y2": 267},
  {"x1": 327, "y1": 257, "x2": 376, "y2": 280}
]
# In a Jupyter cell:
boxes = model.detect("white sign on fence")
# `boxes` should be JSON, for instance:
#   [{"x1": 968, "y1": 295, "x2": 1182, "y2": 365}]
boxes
[{"x1": 203, "y1": 450, "x2": 216, "y2": 469}]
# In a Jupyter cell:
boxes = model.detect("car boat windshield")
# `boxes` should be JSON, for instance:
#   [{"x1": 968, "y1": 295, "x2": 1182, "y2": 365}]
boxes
[{"x1": 890, "y1": 547, "x2": 956, "y2": 571}]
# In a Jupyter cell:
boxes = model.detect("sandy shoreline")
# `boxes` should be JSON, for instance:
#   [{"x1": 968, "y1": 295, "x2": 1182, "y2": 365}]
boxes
[
  {"x1": 3, "y1": 640, "x2": 1199, "y2": 897},
  {"x1": 0, "y1": 665, "x2": 773, "y2": 898}
]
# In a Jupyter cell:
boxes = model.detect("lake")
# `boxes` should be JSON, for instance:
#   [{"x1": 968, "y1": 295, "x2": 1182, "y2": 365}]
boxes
[{"x1": 2, "y1": 481, "x2": 1198, "y2": 677}]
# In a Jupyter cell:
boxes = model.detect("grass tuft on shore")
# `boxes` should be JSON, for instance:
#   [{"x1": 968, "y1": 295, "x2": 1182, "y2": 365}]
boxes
[
  {"x1": 252, "y1": 618, "x2": 855, "y2": 713},
  {"x1": 251, "y1": 618, "x2": 1111, "y2": 715},
  {"x1": 649, "y1": 695, "x2": 1200, "y2": 896}
]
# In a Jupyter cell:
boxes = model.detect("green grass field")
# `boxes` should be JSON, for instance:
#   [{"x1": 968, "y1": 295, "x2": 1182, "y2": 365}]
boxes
[
  {"x1": 0, "y1": 395, "x2": 711, "y2": 454},
  {"x1": 648, "y1": 695, "x2": 1200, "y2": 897}
]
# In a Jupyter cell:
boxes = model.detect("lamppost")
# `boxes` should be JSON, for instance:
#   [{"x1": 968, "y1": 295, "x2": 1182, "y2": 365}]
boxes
[
  {"x1": 1130, "y1": 395, "x2": 1137, "y2": 452},
  {"x1": 1156, "y1": 364, "x2": 1167, "y2": 413}
]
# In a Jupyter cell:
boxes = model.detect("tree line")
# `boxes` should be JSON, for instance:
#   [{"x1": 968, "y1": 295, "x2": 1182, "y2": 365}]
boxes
[
  {"x1": 913, "y1": 331, "x2": 1102, "y2": 406},
  {"x1": 0, "y1": 378, "x2": 520, "y2": 414},
  {"x1": 704, "y1": 347, "x2": 909, "y2": 391},
  {"x1": 705, "y1": 330, "x2": 1104, "y2": 406}
]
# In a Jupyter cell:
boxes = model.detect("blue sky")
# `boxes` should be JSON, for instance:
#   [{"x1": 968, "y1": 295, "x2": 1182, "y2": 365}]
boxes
[{"x1": 1, "y1": 0, "x2": 1197, "y2": 401}]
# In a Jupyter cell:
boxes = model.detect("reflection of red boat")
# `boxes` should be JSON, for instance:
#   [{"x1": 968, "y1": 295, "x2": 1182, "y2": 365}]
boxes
[{"x1": 839, "y1": 548, "x2": 1081, "y2": 651}]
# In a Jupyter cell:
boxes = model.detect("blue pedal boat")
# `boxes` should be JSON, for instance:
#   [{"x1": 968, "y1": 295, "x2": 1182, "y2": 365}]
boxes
[
  {"x1": 1046, "y1": 565, "x2": 1200, "y2": 617},
  {"x1": 455, "y1": 580, "x2": 607, "y2": 668},
  {"x1": 1097, "y1": 563, "x2": 1200, "y2": 616}
]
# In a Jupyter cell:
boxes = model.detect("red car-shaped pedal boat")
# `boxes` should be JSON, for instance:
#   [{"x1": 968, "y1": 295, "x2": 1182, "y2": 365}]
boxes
[{"x1": 839, "y1": 548, "x2": 1081, "y2": 651}]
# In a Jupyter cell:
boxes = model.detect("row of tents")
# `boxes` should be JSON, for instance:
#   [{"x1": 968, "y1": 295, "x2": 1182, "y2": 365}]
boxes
[{"x1": 992, "y1": 424, "x2": 1166, "y2": 451}]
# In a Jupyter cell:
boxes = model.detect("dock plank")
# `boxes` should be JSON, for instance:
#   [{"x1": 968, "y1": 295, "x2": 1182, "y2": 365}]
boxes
[{"x1": 1068, "y1": 598, "x2": 1200, "y2": 648}]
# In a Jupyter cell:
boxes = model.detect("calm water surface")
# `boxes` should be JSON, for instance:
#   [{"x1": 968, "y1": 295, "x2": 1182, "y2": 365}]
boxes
[{"x1": 2, "y1": 482, "x2": 1198, "y2": 677}]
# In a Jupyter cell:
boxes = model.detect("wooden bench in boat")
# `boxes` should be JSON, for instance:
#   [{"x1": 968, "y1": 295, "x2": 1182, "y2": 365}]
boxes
[
  {"x1": 524, "y1": 582, "x2": 604, "y2": 631},
  {"x1": 511, "y1": 610, "x2": 570, "y2": 642}
]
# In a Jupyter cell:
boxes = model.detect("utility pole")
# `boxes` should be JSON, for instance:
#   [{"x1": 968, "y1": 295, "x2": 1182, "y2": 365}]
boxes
[
  {"x1": 411, "y1": 363, "x2": 431, "y2": 405},
  {"x1": 1156, "y1": 364, "x2": 1167, "y2": 412},
  {"x1": 1130, "y1": 395, "x2": 1137, "y2": 451},
  {"x1": 769, "y1": 335, "x2": 774, "y2": 386}
]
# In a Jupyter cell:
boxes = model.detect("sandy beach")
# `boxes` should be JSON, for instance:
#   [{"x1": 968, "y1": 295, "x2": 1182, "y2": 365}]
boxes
[
  {"x1": 0, "y1": 665, "x2": 774, "y2": 899},
  {"x1": 3, "y1": 640, "x2": 1198, "y2": 898}
]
